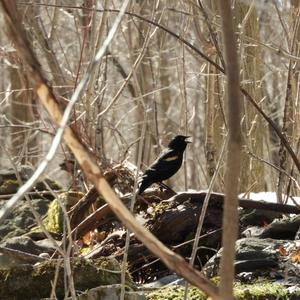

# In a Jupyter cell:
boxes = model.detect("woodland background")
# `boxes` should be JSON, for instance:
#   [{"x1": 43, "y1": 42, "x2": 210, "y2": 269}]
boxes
[{"x1": 0, "y1": 1, "x2": 300, "y2": 300}]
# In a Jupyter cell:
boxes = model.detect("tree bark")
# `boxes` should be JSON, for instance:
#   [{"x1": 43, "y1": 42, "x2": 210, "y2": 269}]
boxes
[{"x1": 218, "y1": 1, "x2": 242, "y2": 299}]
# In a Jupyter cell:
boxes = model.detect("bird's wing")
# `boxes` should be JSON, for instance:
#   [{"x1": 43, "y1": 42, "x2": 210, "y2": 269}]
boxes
[{"x1": 144, "y1": 148, "x2": 179, "y2": 175}]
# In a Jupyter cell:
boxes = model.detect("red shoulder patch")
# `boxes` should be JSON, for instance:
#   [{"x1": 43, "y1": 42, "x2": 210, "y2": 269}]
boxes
[{"x1": 164, "y1": 155, "x2": 178, "y2": 161}]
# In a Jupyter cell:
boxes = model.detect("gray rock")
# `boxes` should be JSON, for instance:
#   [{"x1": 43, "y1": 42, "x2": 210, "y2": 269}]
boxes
[
  {"x1": 75, "y1": 284, "x2": 146, "y2": 300},
  {"x1": 257, "y1": 215, "x2": 300, "y2": 240},
  {"x1": 0, "y1": 236, "x2": 56, "y2": 267},
  {"x1": 1, "y1": 236, "x2": 55, "y2": 255},
  {"x1": 0, "y1": 191, "x2": 55, "y2": 240},
  {"x1": 242, "y1": 226, "x2": 265, "y2": 238},
  {"x1": 240, "y1": 208, "x2": 282, "y2": 226},
  {"x1": 204, "y1": 237, "x2": 284, "y2": 278},
  {"x1": 142, "y1": 274, "x2": 184, "y2": 289},
  {"x1": 43, "y1": 285, "x2": 146, "y2": 300}
]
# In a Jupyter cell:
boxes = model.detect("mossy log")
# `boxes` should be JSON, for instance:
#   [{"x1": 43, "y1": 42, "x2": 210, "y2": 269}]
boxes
[{"x1": 0, "y1": 257, "x2": 134, "y2": 299}]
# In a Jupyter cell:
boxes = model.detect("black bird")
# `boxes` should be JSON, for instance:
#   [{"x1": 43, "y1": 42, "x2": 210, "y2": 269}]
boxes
[{"x1": 137, "y1": 135, "x2": 191, "y2": 194}]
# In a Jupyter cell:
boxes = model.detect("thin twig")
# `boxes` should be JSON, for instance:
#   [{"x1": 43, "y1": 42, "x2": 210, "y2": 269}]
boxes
[
  {"x1": 247, "y1": 151, "x2": 300, "y2": 192},
  {"x1": 183, "y1": 136, "x2": 227, "y2": 300}
]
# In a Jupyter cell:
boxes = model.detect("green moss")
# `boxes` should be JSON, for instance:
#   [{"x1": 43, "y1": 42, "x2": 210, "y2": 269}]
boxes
[
  {"x1": 0, "y1": 257, "x2": 134, "y2": 299},
  {"x1": 43, "y1": 191, "x2": 83, "y2": 234},
  {"x1": 0, "y1": 179, "x2": 19, "y2": 195},
  {"x1": 146, "y1": 282, "x2": 300, "y2": 300},
  {"x1": 147, "y1": 287, "x2": 206, "y2": 300},
  {"x1": 43, "y1": 198, "x2": 62, "y2": 234},
  {"x1": 233, "y1": 282, "x2": 291, "y2": 300},
  {"x1": 147, "y1": 202, "x2": 171, "y2": 219},
  {"x1": 80, "y1": 247, "x2": 91, "y2": 255}
]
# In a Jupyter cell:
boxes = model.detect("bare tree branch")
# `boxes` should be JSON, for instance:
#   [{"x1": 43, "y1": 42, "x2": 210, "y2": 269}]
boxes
[
  {"x1": 17, "y1": 1, "x2": 300, "y2": 175},
  {"x1": 218, "y1": 1, "x2": 242, "y2": 299}
]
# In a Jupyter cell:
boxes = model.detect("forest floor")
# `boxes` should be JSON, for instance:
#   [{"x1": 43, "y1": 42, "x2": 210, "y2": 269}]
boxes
[{"x1": 0, "y1": 166, "x2": 299, "y2": 299}]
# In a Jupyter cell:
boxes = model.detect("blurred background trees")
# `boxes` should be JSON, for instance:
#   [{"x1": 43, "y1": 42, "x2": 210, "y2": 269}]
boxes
[{"x1": 1, "y1": 0, "x2": 299, "y2": 198}]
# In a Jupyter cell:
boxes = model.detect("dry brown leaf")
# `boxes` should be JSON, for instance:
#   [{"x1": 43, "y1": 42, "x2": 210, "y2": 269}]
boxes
[
  {"x1": 289, "y1": 248, "x2": 300, "y2": 263},
  {"x1": 278, "y1": 245, "x2": 289, "y2": 256}
]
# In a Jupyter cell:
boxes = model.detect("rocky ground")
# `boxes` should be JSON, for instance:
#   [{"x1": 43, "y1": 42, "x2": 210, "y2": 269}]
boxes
[{"x1": 0, "y1": 166, "x2": 299, "y2": 299}]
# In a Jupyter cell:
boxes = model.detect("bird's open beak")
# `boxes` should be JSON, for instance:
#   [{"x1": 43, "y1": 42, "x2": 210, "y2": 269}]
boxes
[{"x1": 184, "y1": 136, "x2": 192, "y2": 143}]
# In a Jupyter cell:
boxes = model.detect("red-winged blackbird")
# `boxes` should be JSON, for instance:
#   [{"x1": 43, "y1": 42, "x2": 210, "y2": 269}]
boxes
[{"x1": 137, "y1": 135, "x2": 191, "y2": 194}]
